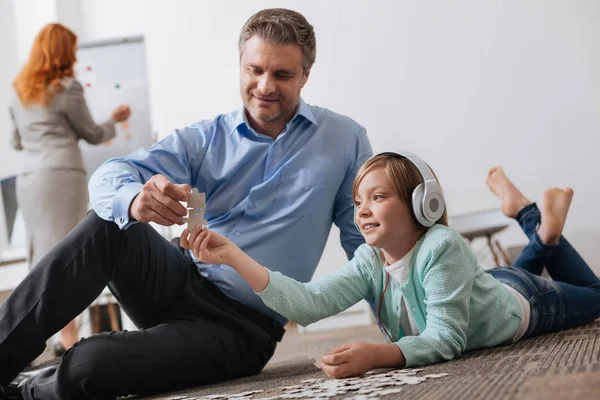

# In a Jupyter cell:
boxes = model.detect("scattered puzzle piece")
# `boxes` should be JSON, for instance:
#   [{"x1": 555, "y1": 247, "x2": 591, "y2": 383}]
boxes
[{"x1": 163, "y1": 368, "x2": 447, "y2": 400}]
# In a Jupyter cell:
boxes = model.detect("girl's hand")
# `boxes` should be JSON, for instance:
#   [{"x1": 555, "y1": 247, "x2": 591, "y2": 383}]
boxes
[
  {"x1": 321, "y1": 342, "x2": 405, "y2": 379},
  {"x1": 320, "y1": 342, "x2": 376, "y2": 379},
  {"x1": 180, "y1": 226, "x2": 236, "y2": 265}
]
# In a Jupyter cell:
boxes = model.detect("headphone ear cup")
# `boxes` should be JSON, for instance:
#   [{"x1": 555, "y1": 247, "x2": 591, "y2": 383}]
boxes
[
  {"x1": 425, "y1": 191, "x2": 445, "y2": 222},
  {"x1": 412, "y1": 184, "x2": 434, "y2": 227}
]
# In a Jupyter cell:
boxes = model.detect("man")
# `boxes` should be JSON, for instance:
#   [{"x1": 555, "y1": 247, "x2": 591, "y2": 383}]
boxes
[{"x1": 0, "y1": 8, "x2": 372, "y2": 400}]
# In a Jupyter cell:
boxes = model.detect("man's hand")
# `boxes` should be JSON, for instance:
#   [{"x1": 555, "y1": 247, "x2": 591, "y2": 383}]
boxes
[
  {"x1": 180, "y1": 226, "x2": 236, "y2": 266},
  {"x1": 129, "y1": 175, "x2": 191, "y2": 226},
  {"x1": 321, "y1": 342, "x2": 405, "y2": 379}
]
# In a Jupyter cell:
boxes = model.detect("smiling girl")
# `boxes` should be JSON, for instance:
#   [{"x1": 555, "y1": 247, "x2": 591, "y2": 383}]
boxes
[{"x1": 182, "y1": 152, "x2": 600, "y2": 378}]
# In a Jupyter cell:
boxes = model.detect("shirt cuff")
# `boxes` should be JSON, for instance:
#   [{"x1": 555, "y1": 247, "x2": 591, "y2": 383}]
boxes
[
  {"x1": 254, "y1": 269, "x2": 278, "y2": 297},
  {"x1": 113, "y1": 182, "x2": 144, "y2": 229}
]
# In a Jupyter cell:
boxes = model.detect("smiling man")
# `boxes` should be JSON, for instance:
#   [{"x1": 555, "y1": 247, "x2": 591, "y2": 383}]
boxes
[{"x1": 0, "y1": 8, "x2": 372, "y2": 400}]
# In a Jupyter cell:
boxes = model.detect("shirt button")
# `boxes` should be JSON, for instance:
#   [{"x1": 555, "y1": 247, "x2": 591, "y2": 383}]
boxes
[
  {"x1": 248, "y1": 203, "x2": 256, "y2": 209},
  {"x1": 214, "y1": 264, "x2": 221, "y2": 268},
  {"x1": 235, "y1": 232, "x2": 241, "y2": 237},
  {"x1": 412, "y1": 307, "x2": 417, "y2": 312},
  {"x1": 119, "y1": 217, "x2": 124, "y2": 223}
]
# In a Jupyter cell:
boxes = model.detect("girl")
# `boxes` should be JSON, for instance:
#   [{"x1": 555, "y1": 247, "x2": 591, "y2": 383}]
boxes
[{"x1": 182, "y1": 152, "x2": 600, "y2": 378}]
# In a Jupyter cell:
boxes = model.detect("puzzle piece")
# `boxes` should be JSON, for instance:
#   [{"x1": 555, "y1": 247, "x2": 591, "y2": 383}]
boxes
[
  {"x1": 188, "y1": 188, "x2": 206, "y2": 209},
  {"x1": 187, "y1": 209, "x2": 208, "y2": 232},
  {"x1": 185, "y1": 188, "x2": 207, "y2": 232},
  {"x1": 304, "y1": 342, "x2": 332, "y2": 368}
]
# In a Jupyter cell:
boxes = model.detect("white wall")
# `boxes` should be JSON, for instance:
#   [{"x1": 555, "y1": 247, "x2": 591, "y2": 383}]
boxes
[
  {"x1": 11, "y1": 0, "x2": 58, "y2": 63},
  {"x1": 143, "y1": 0, "x2": 600, "y2": 275},
  {"x1": 78, "y1": 0, "x2": 145, "y2": 41},
  {"x1": 0, "y1": 0, "x2": 22, "y2": 179},
  {"x1": 3, "y1": 0, "x2": 600, "y2": 275}
]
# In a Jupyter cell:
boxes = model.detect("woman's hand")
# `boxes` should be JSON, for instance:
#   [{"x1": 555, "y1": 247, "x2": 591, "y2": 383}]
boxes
[
  {"x1": 180, "y1": 225, "x2": 236, "y2": 265},
  {"x1": 321, "y1": 342, "x2": 405, "y2": 379},
  {"x1": 112, "y1": 104, "x2": 131, "y2": 123}
]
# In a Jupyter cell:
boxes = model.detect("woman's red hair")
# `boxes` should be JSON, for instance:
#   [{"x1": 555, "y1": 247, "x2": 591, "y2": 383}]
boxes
[{"x1": 13, "y1": 23, "x2": 77, "y2": 107}]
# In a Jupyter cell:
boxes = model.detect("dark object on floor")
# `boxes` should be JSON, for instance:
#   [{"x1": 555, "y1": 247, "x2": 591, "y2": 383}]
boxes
[
  {"x1": 0, "y1": 385, "x2": 22, "y2": 399},
  {"x1": 51, "y1": 342, "x2": 65, "y2": 357},
  {"x1": 0, "y1": 374, "x2": 26, "y2": 400}
]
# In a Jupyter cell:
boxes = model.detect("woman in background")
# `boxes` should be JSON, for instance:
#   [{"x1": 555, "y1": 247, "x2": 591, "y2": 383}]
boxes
[{"x1": 9, "y1": 23, "x2": 130, "y2": 355}]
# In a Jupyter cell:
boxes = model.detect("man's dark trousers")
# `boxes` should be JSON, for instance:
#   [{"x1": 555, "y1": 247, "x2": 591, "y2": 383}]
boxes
[{"x1": 0, "y1": 212, "x2": 283, "y2": 399}]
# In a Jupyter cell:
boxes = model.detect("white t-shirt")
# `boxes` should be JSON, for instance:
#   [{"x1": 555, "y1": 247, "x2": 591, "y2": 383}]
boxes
[{"x1": 385, "y1": 246, "x2": 420, "y2": 337}]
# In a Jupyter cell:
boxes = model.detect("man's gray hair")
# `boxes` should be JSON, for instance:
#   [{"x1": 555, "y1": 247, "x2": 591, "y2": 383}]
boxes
[{"x1": 239, "y1": 8, "x2": 316, "y2": 73}]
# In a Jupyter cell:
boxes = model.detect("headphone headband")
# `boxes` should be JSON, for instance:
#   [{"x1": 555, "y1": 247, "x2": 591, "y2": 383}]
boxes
[
  {"x1": 376, "y1": 152, "x2": 438, "y2": 187},
  {"x1": 374, "y1": 151, "x2": 445, "y2": 227}
]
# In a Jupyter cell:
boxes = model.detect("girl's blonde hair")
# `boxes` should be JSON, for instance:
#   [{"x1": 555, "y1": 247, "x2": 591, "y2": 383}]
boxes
[
  {"x1": 13, "y1": 23, "x2": 78, "y2": 107},
  {"x1": 352, "y1": 154, "x2": 449, "y2": 231}
]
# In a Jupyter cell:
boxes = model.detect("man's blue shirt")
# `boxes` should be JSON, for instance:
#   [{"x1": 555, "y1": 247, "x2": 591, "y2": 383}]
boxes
[{"x1": 89, "y1": 98, "x2": 373, "y2": 323}]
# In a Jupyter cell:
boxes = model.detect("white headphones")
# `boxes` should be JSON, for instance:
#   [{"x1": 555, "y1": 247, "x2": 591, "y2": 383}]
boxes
[{"x1": 366, "y1": 152, "x2": 445, "y2": 228}]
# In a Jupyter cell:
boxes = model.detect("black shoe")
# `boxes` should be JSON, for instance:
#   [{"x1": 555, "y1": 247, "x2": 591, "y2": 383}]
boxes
[
  {"x1": 0, "y1": 370, "x2": 31, "y2": 400},
  {"x1": 0, "y1": 383, "x2": 23, "y2": 400}
]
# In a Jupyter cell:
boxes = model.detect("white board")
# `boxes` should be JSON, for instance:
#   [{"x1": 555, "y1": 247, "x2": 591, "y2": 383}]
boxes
[{"x1": 74, "y1": 36, "x2": 154, "y2": 178}]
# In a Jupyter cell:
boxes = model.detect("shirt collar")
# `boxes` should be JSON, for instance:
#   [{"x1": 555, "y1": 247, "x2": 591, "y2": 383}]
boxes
[
  {"x1": 384, "y1": 245, "x2": 417, "y2": 273},
  {"x1": 230, "y1": 97, "x2": 318, "y2": 136}
]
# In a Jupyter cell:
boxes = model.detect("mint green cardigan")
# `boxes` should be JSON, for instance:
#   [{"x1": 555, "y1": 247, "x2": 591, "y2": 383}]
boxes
[{"x1": 257, "y1": 224, "x2": 523, "y2": 367}]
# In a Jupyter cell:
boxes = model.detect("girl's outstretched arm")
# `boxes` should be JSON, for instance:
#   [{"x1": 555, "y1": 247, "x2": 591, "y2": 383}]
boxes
[
  {"x1": 183, "y1": 226, "x2": 374, "y2": 327},
  {"x1": 181, "y1": 225, "x2": 270, "y2": 291}
]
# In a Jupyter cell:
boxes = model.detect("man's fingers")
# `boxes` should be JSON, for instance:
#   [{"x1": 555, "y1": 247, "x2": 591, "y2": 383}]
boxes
[
  {"x1": 152, "y1": 188, "x2": 188, "y2": 218},
  {"x1": 178, "y1": 183, "x2": 192, "y2": 194},
  {"x1": 150, "y1": 193, "x2": 186, "y2": 224},
  {"x1": 140, "y1": 208, "x2": 173, "y2": 226},
  {"x1": 153, "y1": 176, "x2": 189, "y2": 202}
]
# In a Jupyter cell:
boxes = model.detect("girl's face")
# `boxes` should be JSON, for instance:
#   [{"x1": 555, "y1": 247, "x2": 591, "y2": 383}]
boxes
[{"x1": 354, "y1": 166, "x2": 421, "y2": 261}]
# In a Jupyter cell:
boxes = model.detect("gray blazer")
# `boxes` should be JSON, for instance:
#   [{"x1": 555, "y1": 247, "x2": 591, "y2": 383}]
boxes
[{"x1": 9, "y1": 77, "x2": 116, "y2": 175}]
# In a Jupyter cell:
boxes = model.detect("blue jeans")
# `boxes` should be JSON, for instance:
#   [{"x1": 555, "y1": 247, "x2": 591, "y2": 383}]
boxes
[{"x1": 489, "y1": 203, "x2": 600, "y2": 338}]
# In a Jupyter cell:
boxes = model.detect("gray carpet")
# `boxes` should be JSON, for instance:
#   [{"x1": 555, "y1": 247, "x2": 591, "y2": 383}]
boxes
[{"x1": 142, "y1": 320, "x2": 600, "y2": 400}]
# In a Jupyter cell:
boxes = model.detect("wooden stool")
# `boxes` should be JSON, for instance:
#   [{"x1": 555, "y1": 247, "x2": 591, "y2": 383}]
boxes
[{"x1": 90, "y1": 292, "x2": 122, "y2": 334}]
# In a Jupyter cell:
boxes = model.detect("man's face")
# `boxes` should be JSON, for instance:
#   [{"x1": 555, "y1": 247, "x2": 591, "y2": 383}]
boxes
[{"x1": 240, "y1": 35, "x2": 309, "y2": 131}]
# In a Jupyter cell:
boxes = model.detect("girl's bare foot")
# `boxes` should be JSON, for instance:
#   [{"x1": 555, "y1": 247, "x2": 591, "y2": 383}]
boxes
[
  {"x1": 538, "y1": 188, "x2": 574, "y2": 246},
  {"x1": 486, "y1": 167, "x2": 531, "y2": 218}
]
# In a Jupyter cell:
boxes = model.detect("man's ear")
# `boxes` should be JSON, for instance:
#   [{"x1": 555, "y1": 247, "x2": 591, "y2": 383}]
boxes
[{"x1": 301, "y1": 68, "x2": 311, "y2": 88}]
